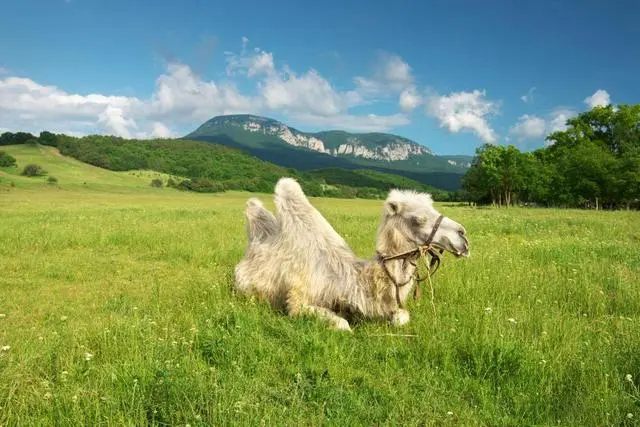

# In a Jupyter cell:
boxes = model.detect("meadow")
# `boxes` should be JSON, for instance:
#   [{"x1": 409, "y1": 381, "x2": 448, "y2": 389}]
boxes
[{"x1": 1, "y1": 145, "x2": 639, "y2": 426}]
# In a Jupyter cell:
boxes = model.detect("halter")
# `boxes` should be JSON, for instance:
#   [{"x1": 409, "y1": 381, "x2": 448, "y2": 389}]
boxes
[{"x1": 377, "y1": 214, "x2": 445, "y2": 308}]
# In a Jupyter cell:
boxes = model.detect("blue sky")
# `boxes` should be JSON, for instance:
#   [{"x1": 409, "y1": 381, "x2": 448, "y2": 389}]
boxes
[{"x1": 1, "y1": 0, "x2": 638, "y2": 155}]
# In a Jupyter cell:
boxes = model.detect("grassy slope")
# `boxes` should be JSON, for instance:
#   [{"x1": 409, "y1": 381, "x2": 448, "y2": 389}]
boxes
[
  {"x1": 0, "y1": 144, "x2": 179, "y2": 193},
  {"x1": 1, "y1": 146, "x2": 639, "y2": 425}
]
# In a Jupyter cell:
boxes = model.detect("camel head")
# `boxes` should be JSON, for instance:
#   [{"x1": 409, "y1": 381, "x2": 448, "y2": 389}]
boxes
[{"x1": 377, "y1": 189, "x2": 470, "y2": 258}]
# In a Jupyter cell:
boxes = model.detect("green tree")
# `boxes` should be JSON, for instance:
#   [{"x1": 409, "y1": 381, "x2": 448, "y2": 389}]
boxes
[
  {"x1": 21, "y1": 164, "x2": 47, "y2": 177},
  {"x1": 0, "y1": 151, "x2": 17, "y2": 167}
]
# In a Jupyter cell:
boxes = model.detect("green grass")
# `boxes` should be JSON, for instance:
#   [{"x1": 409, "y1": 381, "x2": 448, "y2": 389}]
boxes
[
  {"x1": 0, "y1": 144, "x2": 180, "y2": 192},
  {"x1": 1, "y1": 146, "x2": 639, "y2": 426}
]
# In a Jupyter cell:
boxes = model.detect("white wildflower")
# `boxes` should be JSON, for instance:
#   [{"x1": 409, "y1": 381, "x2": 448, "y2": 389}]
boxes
[
  {"x1": 484, "y1": 307, "x2": 492, "y2": 314},
  {"x1": 44, "y1": 392, "x2": 52, "y2": 400},
  {"x1": 0, "y1": 313, "x2": 6, "y2": 318},
  {"x1": 60, "y1": 316, "x2": 68, "y2": 321},
  {"x1": 1, "y1": 345, "x2": 10, "y2": 351},
  {"x1": 447, "y1": 411, "x2": 454, "y2": 416},
  {"x1": 508, "y1": 318, "x2": 517, "y2": 324},
  {"x1": 628, "y1": 413, "x2": 633, "y2": 419},
  {"x1": 626, "y1": 374, "x2": 633, "y2": 383},
  {"x1": 72, "y1": 395, "x2": 78, "y2": 402},
  {"x1": 84, "y1": 352, "x2": 93, "y2": 361}
]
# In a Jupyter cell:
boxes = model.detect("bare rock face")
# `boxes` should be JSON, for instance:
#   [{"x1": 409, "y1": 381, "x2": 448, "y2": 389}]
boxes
[{"x1": 237, "y1": 116, "x2": 432, "y2": 162}]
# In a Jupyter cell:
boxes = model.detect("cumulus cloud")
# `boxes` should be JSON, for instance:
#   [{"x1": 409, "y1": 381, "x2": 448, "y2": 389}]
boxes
[
  {"x1": 426, "y1": 89, "x2": 499, "y2": 143},
  {"x1": 258, "y1": 66, "x2": 361, "y2": 117},
  {"x1": 399, "y1": 87, "x2": 422, "y2": 111},
  {"x1": 98, "y1": 106, "x2": 137, "y2": 137},
  {"x1": 354, "y1": 52, "x2": 414, "y2": 95},
  {"x1": 149, "y1": 122, "x2": 175, "y2": 138},
  {"x1": 225, "y1": 47, "x2": 275, "y2": 77},
  {"x1": 508, "y1": 114, "x2": 546, "y2": 140},
  {"x1": 507, "y1": 108, "x2": 577, "y2": 144},
  {"x1": 291, "y1": 112, "x2": 410, "y2": 132},
  {"x1": 149, "y1": 62, "x2": 254, "y2": 122},
  {"x1": 0, "y1": 75, "x2": 142, "y2": 136},
  {"x1": 0, "y1": 43, "x2": 412, "y2": 136},
  {"x1": 520, "y1": 87, "x2": 536, "y2": 103},
  {"x1": 584, "y1": 89, "x2": 611, "y2": 109},
  {"x1": 548, "y1": 108, "x2": 577, "y2": 133}
]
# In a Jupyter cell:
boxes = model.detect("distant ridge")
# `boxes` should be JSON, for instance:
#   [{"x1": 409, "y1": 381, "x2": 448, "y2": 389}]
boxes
[{"x1": 184, "y1": 114, "x2": 472, "y2": 190}]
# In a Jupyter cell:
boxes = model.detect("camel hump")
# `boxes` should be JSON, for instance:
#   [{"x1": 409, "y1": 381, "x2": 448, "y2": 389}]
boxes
[
  {"x1": 275, "y1": 177, "x2": 305, "y2": 200},
  {"x1": 246, "y1": 197, "x2": 264, "y2": 212},
  {"x1": 274, "y1": 177, "x2": 313, "y2": 220}
]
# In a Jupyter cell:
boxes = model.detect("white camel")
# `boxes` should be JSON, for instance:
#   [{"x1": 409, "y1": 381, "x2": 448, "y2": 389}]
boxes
[{"x1": 233, "y1": 177, "x2": 470, "y2": 331}]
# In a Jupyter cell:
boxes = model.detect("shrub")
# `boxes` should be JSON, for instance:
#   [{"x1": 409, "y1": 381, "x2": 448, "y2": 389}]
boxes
[
  {"x1": 0, "y1": 151, "x2": 17, "y2": 167},
  {"x1": 150, "y1": 178, "x2": 163, "y2": 188},
  {"x1": 177, "y1": 178, "x2": 225, "y2": 193},
  {"x1": 47, "y1": 176, "x2": 58, "y2": 184},
  {"x1": 167, "y1": 177, "x2": 177, "y2": 188},
  {"x1": 21, "y1": 164, "x2": 47, "y2": 177}
]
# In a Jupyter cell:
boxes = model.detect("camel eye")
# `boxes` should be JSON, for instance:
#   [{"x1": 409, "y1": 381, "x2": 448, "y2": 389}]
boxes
[{"x1": 411, "y1": 216, "x2": 426, "y2": 227}]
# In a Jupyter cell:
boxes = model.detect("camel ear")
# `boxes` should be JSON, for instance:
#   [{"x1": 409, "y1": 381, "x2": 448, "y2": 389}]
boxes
[{"x1": 385, "y1": 200, "x2": 402, "y2": 215}]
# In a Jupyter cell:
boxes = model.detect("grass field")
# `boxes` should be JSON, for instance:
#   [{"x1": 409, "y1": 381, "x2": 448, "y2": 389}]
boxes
[{"x1": 1, "y1": 144, "x2": 639, "y2": 426}]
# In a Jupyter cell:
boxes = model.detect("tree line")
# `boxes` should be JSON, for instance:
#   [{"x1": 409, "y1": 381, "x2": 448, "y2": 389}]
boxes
[{"x1": 462, "y1": 104, "x2": 640, "y2": 209}]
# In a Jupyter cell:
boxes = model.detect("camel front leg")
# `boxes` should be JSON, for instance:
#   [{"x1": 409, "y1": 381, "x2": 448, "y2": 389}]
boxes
[
  {"x1": 299, "y1": 305, "x2": 352, "y2": 332},
  {"x1": 390, "y1": 308, "x2": 410, "y2": 327},
  {"x1": 286, "y1": 286, "x2": 351, "y2": 331}
]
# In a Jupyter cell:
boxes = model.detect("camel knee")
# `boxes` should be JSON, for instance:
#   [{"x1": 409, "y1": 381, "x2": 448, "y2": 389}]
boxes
[
  {"x1": 233, "y1": 261, "x2": 253, "y2": 293},
  {"x1": 391, "y1": 309, "x2": 410, "y2": 327},
  {"x1": 294, "y1": 304, "x2": 352, "y2": 332}
]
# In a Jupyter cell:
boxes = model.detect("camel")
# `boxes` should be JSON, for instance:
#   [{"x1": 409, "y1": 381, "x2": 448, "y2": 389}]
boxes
[{"x1": 233, "y1": 177, "x2": 470, "y2": 331}]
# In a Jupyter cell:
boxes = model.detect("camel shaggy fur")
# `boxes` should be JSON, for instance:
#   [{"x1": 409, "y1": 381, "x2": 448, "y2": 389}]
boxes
[{"x1": 233, "y1": 177, "x2": 470, "y2": 331}]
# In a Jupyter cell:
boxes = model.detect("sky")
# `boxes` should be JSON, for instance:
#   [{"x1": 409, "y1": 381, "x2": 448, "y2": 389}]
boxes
[{"x1": 0, "y1": 0, "x2": 638, "y2": 155}]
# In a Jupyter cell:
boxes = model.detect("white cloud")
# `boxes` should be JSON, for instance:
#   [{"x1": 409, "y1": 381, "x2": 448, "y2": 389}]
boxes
[
  {"x1": 506, "y1": 108, "x2": 577, "y2": 144},
  {"x1": 548, "y1": 108, "x2": 577, "y2": 133},
  {"x1": 0, "y1": 76, "x2": 142, "y2": 136},
  {"x1": 149, "y1": 62, "x2": 254, "y2": 122},
  {"x1": 426, "y1": 89, "x2": 499, "y2": 143},
  {"x1": 520, "y1": 87, "x2": 536, "y2": 103},
  {"x1": 354, "y1": 52, "x2": 414, "y2": 95},
  {"x1": 259, "y1": 67, "x2": 360, "y2": 117},
  {"x1": 149, "y1": 122, "x2": 174, "y2": 138},
  {"x1": 225, "y1": 47, "x2": 275, "y2": 77},
  {"x1": 0, "y1": 41, "x2": 425, "y2": 138},
  {"x1": 98, "y1": 106, "x2": 137, "y2": 137},
  {"x1": 584, "y1": 89, "x2": 611, "y2": 109},
  {"x1": 399, "y1": 87, "x2": 421, "y2": 111},
  {"x1": 508, "y1": 114, "x2": 546, "y2": 140},
  {"x1": 291, "y1": 112, "x2": 410, "y2": 132}
]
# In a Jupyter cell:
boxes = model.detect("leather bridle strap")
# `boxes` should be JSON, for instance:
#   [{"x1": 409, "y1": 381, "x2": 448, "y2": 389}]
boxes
[
  {"x1": 424, "y1": 214, "x2": 445, "y2": 246},
  {"x1": 378, "y1": 214, "x2": 445, "y2": 308}
]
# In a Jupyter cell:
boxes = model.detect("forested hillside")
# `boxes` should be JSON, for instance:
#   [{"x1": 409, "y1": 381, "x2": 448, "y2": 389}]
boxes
[
  {"x1": 0, "y1": 131, "x2": 455, "y2": 200},
  {"x1": 462, "y1": 104, "x2": 640, "y2": 209}
]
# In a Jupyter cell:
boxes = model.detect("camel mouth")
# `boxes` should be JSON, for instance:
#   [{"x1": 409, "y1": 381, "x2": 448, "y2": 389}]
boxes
[
  {"x1": 431, "y1": 238, "x2": 469, "y2": 258},
  {"x1": 453, "y1": 248, "x2": 470, "y2": 258}
]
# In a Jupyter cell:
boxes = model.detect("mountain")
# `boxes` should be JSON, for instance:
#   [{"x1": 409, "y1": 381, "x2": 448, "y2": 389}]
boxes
[
  {"x1": 184, "y1": 115, "x2": 469, "y2": 190},
  {"x1": 438, "y1": 155, "x2": 475, "y2": 169}
]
